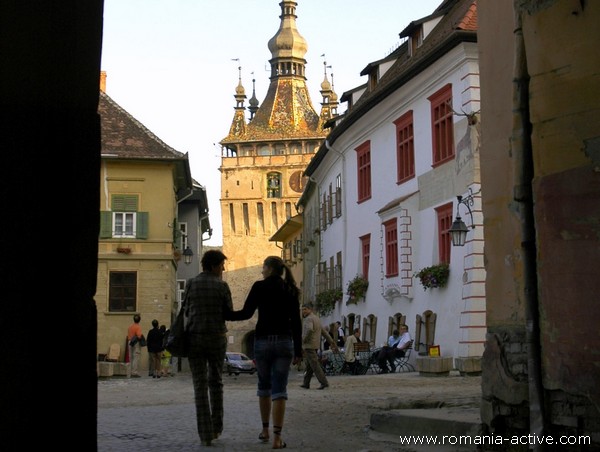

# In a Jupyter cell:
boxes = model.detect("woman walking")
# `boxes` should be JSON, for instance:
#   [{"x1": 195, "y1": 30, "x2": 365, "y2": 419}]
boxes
[{"x1": 226, "y1": 256, "x2": 302, "y2": 449}]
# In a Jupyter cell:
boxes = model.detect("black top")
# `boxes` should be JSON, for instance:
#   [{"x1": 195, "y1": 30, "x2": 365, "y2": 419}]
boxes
[
  {"x1": 146, "y1": 326, "x2": 164, "y2": 353},
  {"x1": 226, "y1": 275, "x2": 302, "y2": 357}
]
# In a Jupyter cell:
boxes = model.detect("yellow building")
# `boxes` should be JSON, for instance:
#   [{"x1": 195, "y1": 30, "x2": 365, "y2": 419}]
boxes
[
  {"x1": 96, "y1": 89, "x2": 192, "y2": 369},
  {"x1": 219, "y1": 0, "x2": 337, "y2": 356}
]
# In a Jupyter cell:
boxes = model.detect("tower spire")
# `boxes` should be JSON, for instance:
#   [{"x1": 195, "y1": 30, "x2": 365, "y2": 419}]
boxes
[
  {"x1": 248, "y1": 74, "x2": 259, "y2": 120},
  {"x1": 267, "y1": 1, "x2": 308, "y2": 80},
  {"x1": 234, "y1": 65, "x2": 246, "y2": 109},
  {"x1": 225, "y1": 63, "x2": 247, "y2": 142},
  {"x1": 318, "y1": 58, "x2": 338, "y2": 128}
]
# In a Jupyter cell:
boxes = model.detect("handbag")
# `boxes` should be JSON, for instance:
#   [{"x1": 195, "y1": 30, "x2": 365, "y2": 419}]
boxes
[
  {"x1": 129, "y1": 335, "x2": 147, "y2": 347},
  {"x1": 165, "y1": 306, "x2": 189, "y2": 357}
]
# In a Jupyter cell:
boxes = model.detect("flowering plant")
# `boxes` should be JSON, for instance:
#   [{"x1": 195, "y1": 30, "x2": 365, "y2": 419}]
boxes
[
  {"x1": 414, "y1": 263, "x2": 449, "y2": 291},
  {"x1": 346, "y1": 275, "x2": 369, "y2": 304},
  {"x1": 316, "y1": 288, "x2": 343, "y2": 316}
]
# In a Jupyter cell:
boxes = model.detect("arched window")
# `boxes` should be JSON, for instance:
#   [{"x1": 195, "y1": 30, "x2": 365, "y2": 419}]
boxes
[
  {"x1": 415, "y1": 310, "x2": 437, "y2": 353},
  {"x1": 364, "y1": 314, "x2": 377, "y2": 346}
]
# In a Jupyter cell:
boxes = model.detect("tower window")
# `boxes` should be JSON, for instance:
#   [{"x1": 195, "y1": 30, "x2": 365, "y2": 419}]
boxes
[{"x1": 267, "y1": 172, "x2": 281, "y2": 198}]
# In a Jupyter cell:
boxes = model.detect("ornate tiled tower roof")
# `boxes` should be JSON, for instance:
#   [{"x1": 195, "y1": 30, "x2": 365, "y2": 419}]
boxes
[{"x1": 221, "y1": 0, "x2": 326, "y2": 147}]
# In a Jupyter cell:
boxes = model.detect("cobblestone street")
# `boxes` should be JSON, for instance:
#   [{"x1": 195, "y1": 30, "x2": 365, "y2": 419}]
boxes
[{"x1": 98, "y1": 369, "x2": 481, "y2": 451}]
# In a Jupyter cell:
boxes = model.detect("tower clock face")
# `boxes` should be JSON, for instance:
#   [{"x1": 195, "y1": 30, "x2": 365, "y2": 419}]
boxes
[{"x1": 289, "y1": 170, "x2": 306, "y2": 193}]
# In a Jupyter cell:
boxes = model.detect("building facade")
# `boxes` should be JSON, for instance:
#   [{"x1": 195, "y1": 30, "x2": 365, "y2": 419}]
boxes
[
  {"x1": 96, "y1": 87, "x2": 194, "y2": 370},
  {"x1": 300, "y1": 0, "x2": 485, "y2": 372}
]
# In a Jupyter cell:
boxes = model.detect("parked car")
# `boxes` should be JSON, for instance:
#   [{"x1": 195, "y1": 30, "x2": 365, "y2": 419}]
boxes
[{"x1": 224, "y1": 352, "x2": 256, "y2": 376}]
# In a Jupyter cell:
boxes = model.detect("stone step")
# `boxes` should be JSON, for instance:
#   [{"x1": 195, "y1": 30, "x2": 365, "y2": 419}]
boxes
[{"x1": 370, "y1": 406, "x2": 482, "y2": 448}]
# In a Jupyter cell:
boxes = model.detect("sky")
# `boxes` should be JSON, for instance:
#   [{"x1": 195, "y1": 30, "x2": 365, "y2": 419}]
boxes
[{"x1": 100, "y1": 0, "x2": 442, "y2": 246}]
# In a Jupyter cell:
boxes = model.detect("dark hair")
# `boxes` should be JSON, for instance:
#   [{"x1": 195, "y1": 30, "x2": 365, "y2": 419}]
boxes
[
  {"x1": 201, "y1": 249, "x2": 227, "y2": 272},
  {"x1": 133, "y1": 314, "x2": 141, "y2": 323},
  {"x1": 392, "y1": 329, "x2": 399, "y2": 336},
  {"x1": 264, "y1": 255, "x2": 299, "y2": 299},
  {"x1": 152, "y1": 319, "x2": 159, "y2": 327},
  {"x1": 302, "y1": 303, "x2": 313, "y2": 310}
]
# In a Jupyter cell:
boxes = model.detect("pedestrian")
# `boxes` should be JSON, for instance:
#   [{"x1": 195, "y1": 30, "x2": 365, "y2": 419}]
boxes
[
  {"x1": 343, "y1": 328, "x2": 363, "y2": 374},
  {"x1": 184, "y1": 249, "x2": 234, "y2": 447},
  {"x1": 299, "y1": 303, "x2": 338, "y2": 390},
  {"x1": 146, "y1": 319, "x2": 163, "y2": 378},
  {"x1": 225, "y1": 255, "x2": 302, "y2": 450},
  {"x1": 336, "y1": 321, "x2": 345, "y2": 348},
  {"x1": 127, "y1": 314, "x2": 143, "y2": 378},
  {"x1": 159, "y1": 325, "x2": 171, "y2": 376}
]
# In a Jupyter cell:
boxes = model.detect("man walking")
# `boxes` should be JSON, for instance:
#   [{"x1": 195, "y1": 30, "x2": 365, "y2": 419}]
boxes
[
  {"x1": 184, "y1": 250, "x2": 233, "y2": 446},
  {"x1": 300, "y1": 303, "x2": 338, "y2": 390}
]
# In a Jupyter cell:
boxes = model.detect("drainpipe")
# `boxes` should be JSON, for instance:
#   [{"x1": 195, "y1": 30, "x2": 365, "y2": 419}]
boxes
[{"x1": 512, "y1": 5, "x2": 545, "y2": 445}]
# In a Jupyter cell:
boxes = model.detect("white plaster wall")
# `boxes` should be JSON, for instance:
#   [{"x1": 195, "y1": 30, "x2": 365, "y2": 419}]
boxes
[{"x1": 313, "y1": 42, "x2": 485, "y2": 362}]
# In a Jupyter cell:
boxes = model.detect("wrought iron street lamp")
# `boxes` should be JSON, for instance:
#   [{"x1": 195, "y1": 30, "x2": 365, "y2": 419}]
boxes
[{"x1": 448, "y1": 189, "x2": 477, "y2": 246}]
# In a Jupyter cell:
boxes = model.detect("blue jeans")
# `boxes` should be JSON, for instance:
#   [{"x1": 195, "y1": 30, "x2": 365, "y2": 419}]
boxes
[{"x1": 254, "y1": 336, "x2": 294, "y2": 400}]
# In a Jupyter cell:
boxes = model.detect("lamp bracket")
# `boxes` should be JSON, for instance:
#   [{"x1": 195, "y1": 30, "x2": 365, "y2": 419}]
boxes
[{"x1": 456, "y1": 188, "x2": 479, "y2": 229}]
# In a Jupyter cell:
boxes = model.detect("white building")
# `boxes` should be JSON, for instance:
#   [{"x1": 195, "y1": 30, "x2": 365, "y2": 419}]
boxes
[{"x1": 299, "y1": 0, "x2": 485, "y2": 373}]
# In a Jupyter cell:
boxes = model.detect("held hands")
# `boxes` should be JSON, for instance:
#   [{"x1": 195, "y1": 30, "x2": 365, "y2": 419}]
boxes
[{"x1": 292, "y1": 356, "x2": 302, "y2": 365}]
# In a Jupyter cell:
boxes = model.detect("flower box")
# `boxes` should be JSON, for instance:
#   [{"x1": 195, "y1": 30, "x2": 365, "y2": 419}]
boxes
[
  {"x1": 414, "y1": 263, "x2": 449, "y2": 291},
  {"x1": 346, "y1": 275, "x2": 369, "y2": 303}
]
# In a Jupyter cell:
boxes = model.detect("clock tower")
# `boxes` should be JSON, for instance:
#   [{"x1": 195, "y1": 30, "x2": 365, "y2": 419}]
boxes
[{"x1": 218, "y1": 0, "x2": 337, "y2": 356}]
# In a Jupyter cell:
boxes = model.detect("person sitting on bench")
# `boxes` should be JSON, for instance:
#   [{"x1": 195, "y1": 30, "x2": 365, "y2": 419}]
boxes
[{"x1": 377, "y1": 325, "x2": 411, "y2": 373}]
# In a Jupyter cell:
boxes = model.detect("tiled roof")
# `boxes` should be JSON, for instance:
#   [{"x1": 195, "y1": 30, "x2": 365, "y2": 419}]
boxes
[
  {"x1": 221, "y1": 79, "x2": 326, "y2": 145},
  {"x1": 457, "y1": 2, "x2": 477, "y2": 31},
  {"x1": 99, "y1": 91, "x2": 185, "y2": 160}
]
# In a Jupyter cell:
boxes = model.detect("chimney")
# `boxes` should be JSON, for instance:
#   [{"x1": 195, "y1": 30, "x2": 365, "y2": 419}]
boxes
[{"x1": 100, "y1": 71, "x2": 107, "y2": 92}]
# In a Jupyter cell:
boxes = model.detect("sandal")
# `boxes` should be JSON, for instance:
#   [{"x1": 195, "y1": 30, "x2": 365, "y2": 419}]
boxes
[
  {"x1": 259, "y1": 421, "x2": 270, "y2": 442},
  {"x1": 259, "y1": 433, "x2": 269, "y2": 443},
  {"x1": 272, "y1": 426, "x2": 286, "y2": 449}
]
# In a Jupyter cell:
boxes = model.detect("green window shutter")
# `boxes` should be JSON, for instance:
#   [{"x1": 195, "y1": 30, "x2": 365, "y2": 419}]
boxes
[
  {"x1": 137, "y1": 212, "x2": 149, "y2": 239},
  {"x1": 111, "y1": 195, "x2": 138, "y2": 212},
  {"x1": 99, "y1": 211, "x2": 113, "y2": 238}
]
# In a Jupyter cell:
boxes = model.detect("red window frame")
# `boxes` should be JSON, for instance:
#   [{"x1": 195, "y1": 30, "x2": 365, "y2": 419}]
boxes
[
  {"x1": 360, "y1": 234, "x2": 371, "y2": 279},
  {"x1": 394, "y1": 110, "x2": 415, "y2": 184},
  {"x1": 383, "y1": 219, "x2": 399, "y2": 277},
  {"x1": 428, "y1": 84, "x2": 455, "y2": 166},
  {"x1": 355, "y1": 140, "x2": 371, "y2": 203},
  {"x1": 435, "y1": 202, "x2": 454, "y2": 264}
]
